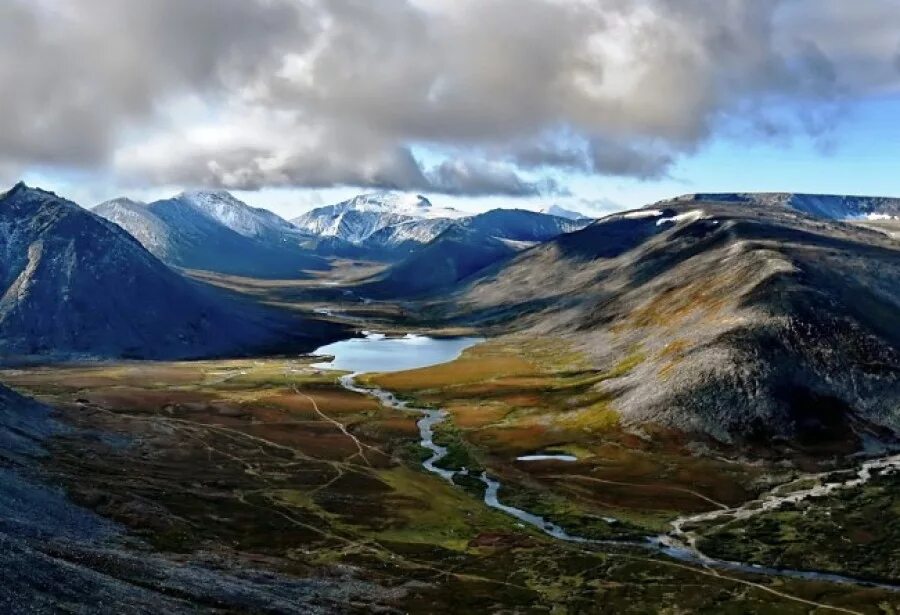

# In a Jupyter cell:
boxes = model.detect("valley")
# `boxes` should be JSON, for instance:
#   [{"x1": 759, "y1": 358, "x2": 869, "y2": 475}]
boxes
[
  {"x1": 9, "y1": 5, "x2": 900, "y2": 612},
  {"x1": 2, "y1": 328, "x2": 899, "y2": 612},
  {"x1": 1, "y1": 185, "x2": 899, "y2": 612}
]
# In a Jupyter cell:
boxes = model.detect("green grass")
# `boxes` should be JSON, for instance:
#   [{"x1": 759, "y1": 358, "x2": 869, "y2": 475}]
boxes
[{"x1": 698, "y1": 471, "x2": 900, "y2": 583}]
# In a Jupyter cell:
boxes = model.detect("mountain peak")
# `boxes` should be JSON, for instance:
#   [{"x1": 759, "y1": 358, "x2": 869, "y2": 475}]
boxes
[
  {"x1": 1, "y1": 182, "x2": 70, "y2": 211},
  {"x1": 340, "y1": 192, "x2": 466, "y2": 220},
  {"x1": 347, "y1": 192, "x2": 435, "y2": 213},
  {"x1": 3, "y1": 181, "x2": 46, "y2": 199},
  {"x1": 95, "y1": 197, "x2": 146, "y2": 210},
  {"x1": 541, "y1": 204, "x2": 590, "y2": 220},
  {"x1": 177, "y1": 189, "x2": 243, "y2": 205}
]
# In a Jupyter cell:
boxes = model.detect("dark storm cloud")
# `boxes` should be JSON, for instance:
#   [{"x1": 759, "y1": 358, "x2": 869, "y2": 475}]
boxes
[{"x1": 3, "y1": 0, "x2": 900, "y2": 195}]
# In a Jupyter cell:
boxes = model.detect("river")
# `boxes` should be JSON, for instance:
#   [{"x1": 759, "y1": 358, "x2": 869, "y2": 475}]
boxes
[{"x1": 313, "y1": 332, "x2": 900, "y2": 592}]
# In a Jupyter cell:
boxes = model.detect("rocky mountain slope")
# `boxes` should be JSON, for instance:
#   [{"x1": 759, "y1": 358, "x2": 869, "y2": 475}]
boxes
[
  {"x1": 1, "y1": 184, "x2": 341, "y2": 360},
  {"x1": 441, "y1": 200, "x2": 900, "y2": 453},
  {"x1": 672, "y1": 192, "x2": 900, "y2": 220},
  {"x1": 95, "y1": 191, "x2": 330, "y2": 278}
]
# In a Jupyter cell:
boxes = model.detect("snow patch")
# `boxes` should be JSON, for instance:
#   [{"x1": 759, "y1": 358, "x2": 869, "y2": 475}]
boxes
[
  {"x1": 854, "y1": 212, "x2": 898, "y2": 221},
  {"x1": 656, "y1": 209, "x2": 705, "y2": 226},
  {"x1": 516, "y1": 454, "x2": 578, "y2": 462},
  {"x1": 622, "y1": 209, "x2": 663, "y2": 219}
]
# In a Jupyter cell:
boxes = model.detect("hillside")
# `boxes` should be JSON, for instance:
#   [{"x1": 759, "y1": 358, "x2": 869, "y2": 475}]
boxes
[
  {"x1": 442, "y1": 201, "x2": 900, "y2": 453},
  {"x1": 362, "y1": 226, "x2": 518, "y2": 297},
  {"x1": 672, "y1": 192, "x2": 900, "y2": 220},
  {"x1": 1, "y1": 184, "x2": 342, "y2": 360}
]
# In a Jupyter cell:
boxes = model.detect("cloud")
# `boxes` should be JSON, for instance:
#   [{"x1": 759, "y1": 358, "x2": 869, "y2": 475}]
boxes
[
  {"x1": 0, "y1": 0, "x2": 299, "y2": 168},
  {"x1": 4, "y1": 0, "x2": 900, "y2": 196},
  {"x1": 115, "y1": 109, "x2": 547, "y2": 196},
  {"x1": 589, "y1": 138, "x2": 675, "y2": 180},
  {"x1": 426, "y1": 159, "x2": 563, "y2": 197}
]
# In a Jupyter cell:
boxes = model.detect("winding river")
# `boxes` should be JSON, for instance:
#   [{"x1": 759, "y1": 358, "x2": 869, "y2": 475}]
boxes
[{"x1": 314, "y1": 333, "x2": 900, "y2": 592}]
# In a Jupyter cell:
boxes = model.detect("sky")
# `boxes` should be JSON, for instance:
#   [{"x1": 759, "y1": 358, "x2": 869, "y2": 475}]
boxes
[{"x1": 4, "y1": 0, "x2": 900, "y2": 220}]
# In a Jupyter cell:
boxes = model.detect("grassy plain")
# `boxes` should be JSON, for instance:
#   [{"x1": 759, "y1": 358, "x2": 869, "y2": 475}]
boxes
[
  {"x1": 1, "y1": 355, "x2": 895, "y2": 612},
  {"x1": 364, "y1": 337, "x2": 764, "y2": 534},
  {"x1": 699, "y1": 471, "x2": 900, "y2": 584}
]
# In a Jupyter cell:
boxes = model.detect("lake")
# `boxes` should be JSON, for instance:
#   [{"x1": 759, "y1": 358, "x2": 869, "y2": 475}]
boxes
[{"x1": 311, "y1": 332, "x2": 484, "y2": 373}]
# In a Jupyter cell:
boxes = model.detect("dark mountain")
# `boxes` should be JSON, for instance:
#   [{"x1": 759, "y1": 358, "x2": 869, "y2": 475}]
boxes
[
  {"x1": 0, "y1": 183, "x2": 341, "y2": 360},
  {"x1": 439, "y1": 201, "x2": 900, "y2": 453},
  {"x1": 95, "y1": 191, "x2": 330, "y2": 279},
  {"x1": 459, "y1": 208, "x2": 586, "y2": 240},
  {"x1": 361, "y1": 226, "x2": 518, "y2": 298},
  {"x1": 359, "y1": 209, "x2": 586, "y2": 297}
]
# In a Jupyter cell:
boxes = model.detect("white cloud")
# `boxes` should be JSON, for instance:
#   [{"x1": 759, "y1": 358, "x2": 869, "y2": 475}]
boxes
[{"x1": 3, "y1": 0, "x2": 900, "y2": 196}]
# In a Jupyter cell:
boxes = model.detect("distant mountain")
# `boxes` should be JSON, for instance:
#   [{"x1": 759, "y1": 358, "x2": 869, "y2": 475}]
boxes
[
  {"x1": 1, "y1": 183, "x2": 340, "y2": 360},
  {"x1": 363, "y1": 217, "x2": 458, "y2": 256},
  {"x1": 672, "y1": 192, "x2": 900, "y2": 220},
  {"x1": 541, "y1": 204, "x2": 592, "y2": 221},
  {"x1": 292, "y1": 192, "x2": 465, "y2": 245},
  {"x1": 460, "y1": 208, "x2": 585, "y2": 240},
  {"x1": 176, "y1": 190, "x2": 299, "y2": 240},
  {"x1": 360, "y1": 209, "x2": 587, "y2": 297},
  {"x1": 95, "y1": 191, "x2": 329, "y2": 279},
  {"x1": 438, "y1": 199, "x2": 900, "y2": 454},
  {"x1": 295, "y1": 192, "x2": 589, "y2": 262},
  {"x1": 362, "y1": 226, "x2": 518, "y2": 298}
]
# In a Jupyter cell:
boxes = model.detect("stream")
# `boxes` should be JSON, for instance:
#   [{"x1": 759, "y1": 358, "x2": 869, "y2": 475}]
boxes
[{"x1": 317, "y1": 333, "x2": 900, "y2": 592}]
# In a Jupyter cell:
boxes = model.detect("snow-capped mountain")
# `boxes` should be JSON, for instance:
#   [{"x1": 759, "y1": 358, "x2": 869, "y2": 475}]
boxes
[
  {"x1": 177, "y1": 190, "x2": 299, "y2": 241},
  {"x1": 362, "y1": 218, "x2": 458, "y2": 254},
  {"x1": 673, "y1": 193, "x2": 900, "y2": 220},
  {"x1": 292, "y1": 192, "x2": 465, "y2": 245},
  {"x1": 0, "y1": 183, "x2": 334, "y2": 359},
  {"x1": 91, "y1": 197, "x2": 171, "y2": 255},
  {"x1": 540, "y1": 204, "x2": 592, "y2": 221},
  {"x1": 95, "y1": 191, "x2": 329, "y2": 278},
  {"x1": 293, "y1": 192, "x2": 587, "y2": 257}
]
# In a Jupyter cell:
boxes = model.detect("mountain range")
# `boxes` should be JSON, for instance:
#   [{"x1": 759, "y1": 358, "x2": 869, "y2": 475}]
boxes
[
  {"x1": 95, "y1": 191, "x2": 587, "y2": 276},
  {"x1": 5, "y1": 180, "x2": 899, "y2": 446},
  {"x1": 94, "y1": 191, "x2": 333, "y2": 279},
  {"x1": 0, "y1": 183, "x2": 341, "y2": 360},
  {"x1": 292, "y1": 192, "x2": 587, "y2": 259},
  {"x1": 362, "y1": 208, "x2": 591, "y2": 296}
]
